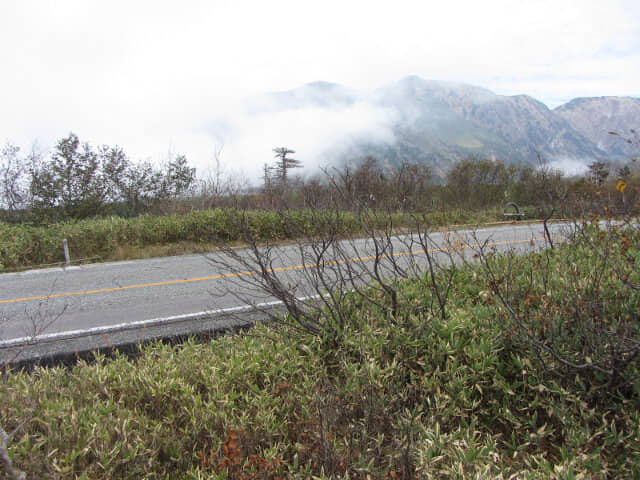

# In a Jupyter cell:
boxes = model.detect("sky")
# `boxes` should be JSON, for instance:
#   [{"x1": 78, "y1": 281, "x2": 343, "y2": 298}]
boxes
[{"x1": 1, "y1": 0, "x2": 639, "y2": 180}]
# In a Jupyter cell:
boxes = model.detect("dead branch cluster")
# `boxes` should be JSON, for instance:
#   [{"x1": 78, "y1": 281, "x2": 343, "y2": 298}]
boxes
[{"x1": 207, "y1": 177, "x2": 460, "y2": 346}]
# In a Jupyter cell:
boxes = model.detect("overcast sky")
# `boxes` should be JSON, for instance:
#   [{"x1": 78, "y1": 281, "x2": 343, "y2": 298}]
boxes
[{"x1": 1, "y1": 0, "x2": 639, "y2": 178}]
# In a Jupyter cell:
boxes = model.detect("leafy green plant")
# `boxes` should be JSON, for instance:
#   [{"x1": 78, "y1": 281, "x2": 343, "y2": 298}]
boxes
[{"x1": 475, "y1": 221, "x2": 640, "y2": 395}]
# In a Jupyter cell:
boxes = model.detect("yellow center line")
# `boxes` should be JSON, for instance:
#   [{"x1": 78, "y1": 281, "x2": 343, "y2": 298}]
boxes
[{"x1": 1, "y1": 235, "x2": 559, "y2": 305}]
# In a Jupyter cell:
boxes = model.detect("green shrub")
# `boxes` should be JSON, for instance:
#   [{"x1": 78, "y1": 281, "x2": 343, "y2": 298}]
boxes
[
  {"x1": 0, "y1": 206, "x2": 516, "y2": 271},
  {"x1": 477, "y1": 222, "x2": 640, "y2": 396}
]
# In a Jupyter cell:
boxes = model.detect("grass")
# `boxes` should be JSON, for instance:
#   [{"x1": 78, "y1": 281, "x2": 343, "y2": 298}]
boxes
[
  {"x1": 1, "y1": 223, "x2": 639, "y2": 479},
  {"x1": 0, "y1": 207, "x2": 514, "y2": 272}
]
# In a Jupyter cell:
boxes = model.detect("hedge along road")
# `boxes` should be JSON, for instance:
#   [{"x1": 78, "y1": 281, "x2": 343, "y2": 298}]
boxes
[{"x1": 0, "y1": 221, "x2": 570, "y2": 364}]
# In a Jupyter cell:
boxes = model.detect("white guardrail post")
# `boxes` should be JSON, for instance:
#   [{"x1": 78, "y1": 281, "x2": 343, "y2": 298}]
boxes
[{"x1": 62, "y1": 238, "x2": 71, "y2": 266}]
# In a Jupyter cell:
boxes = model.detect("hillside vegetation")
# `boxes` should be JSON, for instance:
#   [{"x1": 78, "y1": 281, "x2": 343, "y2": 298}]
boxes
[
  {"x1": 0, "y1": 207, "x2": 507, "y2": 271},
  {"x1": 1, "y1": 220, "x2": 639, "y2": 479}
]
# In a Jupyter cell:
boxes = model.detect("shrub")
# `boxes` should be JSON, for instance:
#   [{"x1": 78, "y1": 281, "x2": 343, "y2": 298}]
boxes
[{"x1": 476, "y1": 221, "x2": 640, "y2": 396}]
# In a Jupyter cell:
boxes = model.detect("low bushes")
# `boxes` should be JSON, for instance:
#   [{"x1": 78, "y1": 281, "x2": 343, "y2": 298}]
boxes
[{"x1": 0, "y1": 207, "x2": 508, "y2": 271}]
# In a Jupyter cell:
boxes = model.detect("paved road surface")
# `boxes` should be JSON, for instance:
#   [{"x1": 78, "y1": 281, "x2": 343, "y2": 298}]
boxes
[{"x1": 0, "y1": 221, "x2": 570, "y2": 364}]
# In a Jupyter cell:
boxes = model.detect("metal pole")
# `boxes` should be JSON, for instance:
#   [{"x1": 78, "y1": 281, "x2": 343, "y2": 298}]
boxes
[{"x1": 62, "y1": 238, "x2": 71, "y2": 266}]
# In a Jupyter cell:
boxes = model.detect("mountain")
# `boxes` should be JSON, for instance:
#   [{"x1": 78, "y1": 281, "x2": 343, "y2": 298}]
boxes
[
  {"x1": 555, "y1": 97, "x2": 640, "y2": 158},
  {"x1": 372, "y1": 76, "x2": 606, "y2": 168},
  {"x1": 241, "y1": 76, "x2": 639, "y2": 175}
]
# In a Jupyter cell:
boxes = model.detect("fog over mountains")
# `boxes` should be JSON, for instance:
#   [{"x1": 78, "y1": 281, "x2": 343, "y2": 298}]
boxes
[{"x1": 222, "y1": 76, "x2": 640, "y2": 178}]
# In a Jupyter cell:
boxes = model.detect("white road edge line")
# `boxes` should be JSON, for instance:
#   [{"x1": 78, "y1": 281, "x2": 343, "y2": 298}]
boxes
[{"x1": 0, "y1": 295, "x2": 321, "y2": 348}]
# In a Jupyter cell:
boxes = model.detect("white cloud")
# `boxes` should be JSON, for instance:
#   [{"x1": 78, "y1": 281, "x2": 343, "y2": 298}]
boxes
[
  {"x1": 214, "y1": 99, "x2": 397, "y2": 182},
  {"x1": 546, "y1": 158, "x2": 590, "y2": 177}
]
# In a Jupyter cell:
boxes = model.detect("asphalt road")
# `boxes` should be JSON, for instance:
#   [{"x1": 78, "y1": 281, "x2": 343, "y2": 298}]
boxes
[{"x1": 0, "y1": 221, "x2": 571, "y2": 364}]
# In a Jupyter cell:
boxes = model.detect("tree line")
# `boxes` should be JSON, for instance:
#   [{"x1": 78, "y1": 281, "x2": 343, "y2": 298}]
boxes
[
  {"x1": 0, "y1": 133, "x2": 196, "y2": 221},
  {"x1": 259, "y1": 155, "x2": 638, "y2": 217},
  {"x1": 1, "y1": 132, "x2": 638, "y2": 223}
]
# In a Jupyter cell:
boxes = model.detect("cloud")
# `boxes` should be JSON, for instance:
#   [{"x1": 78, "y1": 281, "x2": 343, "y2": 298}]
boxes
[
  {"x1": 211, "y1": 96, "x2": 397, "y2": 182},
  {"x1": 546, "y1": 158, "x2": 590, "y2": 176}
]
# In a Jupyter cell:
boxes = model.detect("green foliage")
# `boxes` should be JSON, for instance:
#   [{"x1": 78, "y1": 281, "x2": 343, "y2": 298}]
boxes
[
  {"x1": 30, "y1": 133, "x2": 106, "y2": 219},
  {"x1": 23, "y1": 132, "x2": 197, "y2": 221},
  {"x1": 156, "y1": 154, "x2": 197, "y2": 200}
]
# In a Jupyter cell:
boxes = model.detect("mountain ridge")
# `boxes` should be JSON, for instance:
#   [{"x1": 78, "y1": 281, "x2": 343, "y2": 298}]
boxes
[{"x1": 244, "y1": 76, "x2": 640, "y2": 174}]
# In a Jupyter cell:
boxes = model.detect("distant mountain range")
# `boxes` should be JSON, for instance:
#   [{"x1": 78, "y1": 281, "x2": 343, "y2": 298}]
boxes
[{"x1": 248, "y1": 76, "x2": 640, "y2": 176}]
